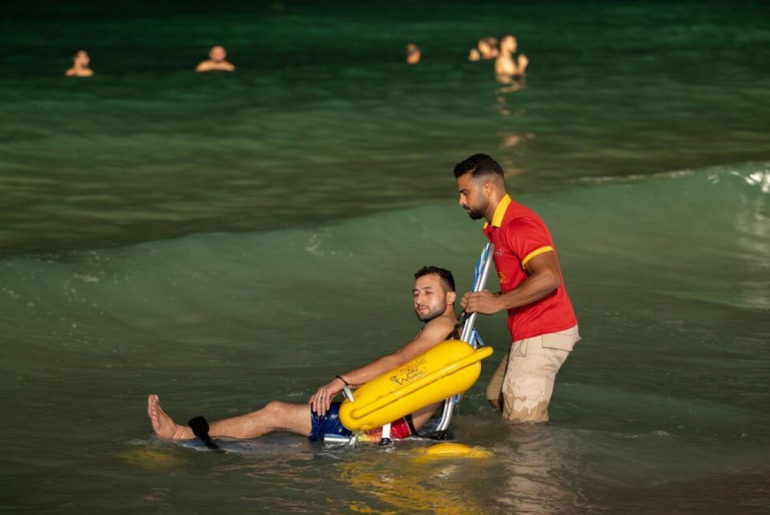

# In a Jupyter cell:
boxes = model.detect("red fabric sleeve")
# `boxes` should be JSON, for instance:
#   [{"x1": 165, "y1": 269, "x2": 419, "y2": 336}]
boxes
[{"x1": 505, "y1": 217, "x2": 553, "y2": 267}]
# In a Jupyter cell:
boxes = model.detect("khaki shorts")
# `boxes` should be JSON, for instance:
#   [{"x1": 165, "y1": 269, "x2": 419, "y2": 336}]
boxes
[{"x1": 486, "y1": 325, "x2": 580, "y2": 423}]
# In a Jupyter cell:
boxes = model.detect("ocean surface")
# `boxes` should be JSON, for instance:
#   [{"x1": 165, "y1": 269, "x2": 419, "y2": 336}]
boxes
[{"x1": 1, "y1": 1, "x2": 769, "y2": 514}]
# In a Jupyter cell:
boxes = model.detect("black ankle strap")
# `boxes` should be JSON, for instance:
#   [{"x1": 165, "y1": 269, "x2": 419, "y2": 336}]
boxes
[{"x1": 188, "y1": 416, "x2": 222, "y2": 452}]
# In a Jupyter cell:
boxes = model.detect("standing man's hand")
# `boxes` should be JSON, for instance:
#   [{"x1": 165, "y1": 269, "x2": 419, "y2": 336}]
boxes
[
  {"x1": 461, "y1": 290, "x2": 502, "y2": 315},
  {"x1": 309, "y1": 378, "x2": 345, "y2": 417}
]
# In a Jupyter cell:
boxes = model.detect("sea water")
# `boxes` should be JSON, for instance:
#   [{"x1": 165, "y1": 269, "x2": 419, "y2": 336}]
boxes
[{"x1": 1, "y1": 1, "x2": 769, "y2": 514}]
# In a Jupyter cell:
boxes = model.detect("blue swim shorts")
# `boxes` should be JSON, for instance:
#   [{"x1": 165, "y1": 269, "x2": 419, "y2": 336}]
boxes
[{"x1": 309, "y1": 402, "x2": 352, "y2": 442}]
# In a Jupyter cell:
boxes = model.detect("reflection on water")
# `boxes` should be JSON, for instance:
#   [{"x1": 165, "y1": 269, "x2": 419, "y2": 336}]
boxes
[
  {"x1": 495, "y1": 78, "x2": 526, "y2": 117},
  {"x1": 141, "y1": 487, "x2": 171, "y2": 504},
  {"x1": 496, "y1": 78, "x2": 527, "y2": 96},
  {"x1": 338, "y1": 448, "x2": 494, "y2": 515},
  {"x1": 495, "y1": 425, "x2": 587, "y2": 514},
  {"x1": 114, "y1": 446, "x2": 188, "y2": 471},
  {"x1": 494, "y1": 78, "x2": 532, "y2": 177}
]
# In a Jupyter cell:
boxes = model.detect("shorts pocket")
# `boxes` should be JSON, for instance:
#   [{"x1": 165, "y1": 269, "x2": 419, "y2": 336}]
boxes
[
  {"x1": 507, "y1": 376, "x2": 547, "y2": 400},
  {"x1": 541, "y1": 327, "x2": 578, "y2": 352}
]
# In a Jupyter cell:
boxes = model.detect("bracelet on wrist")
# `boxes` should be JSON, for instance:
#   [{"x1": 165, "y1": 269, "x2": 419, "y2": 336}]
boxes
[{"x1": 335, "y1": 374, "x2": 350, "y2": 386}]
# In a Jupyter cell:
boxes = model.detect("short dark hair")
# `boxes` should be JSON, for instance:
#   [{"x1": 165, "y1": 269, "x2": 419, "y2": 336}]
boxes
[
  {"x1": 414, "y1": 266, "x2": 456, "y2": 292},
  {"x1": 453, "y1": 153, "x2": 504, "y2": 180}
]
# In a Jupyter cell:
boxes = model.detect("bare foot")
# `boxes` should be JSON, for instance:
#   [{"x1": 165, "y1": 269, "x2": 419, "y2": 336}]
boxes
[{"x1": 147, "y1": 394, "x2": 193, "y2": 440}]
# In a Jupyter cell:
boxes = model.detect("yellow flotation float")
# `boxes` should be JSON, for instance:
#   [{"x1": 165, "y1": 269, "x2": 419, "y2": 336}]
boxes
[
  {"x1": 413, "y1": 442, "x2": 493, "y2": 461},
  {"x1": 339, "y1": 339, "x2": 493, "y2": 431}
]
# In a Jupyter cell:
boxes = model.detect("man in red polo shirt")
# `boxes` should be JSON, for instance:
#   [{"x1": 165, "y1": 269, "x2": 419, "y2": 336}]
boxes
[{"x1": 454, "y1": 154, "x2": 579, "y2": 423}]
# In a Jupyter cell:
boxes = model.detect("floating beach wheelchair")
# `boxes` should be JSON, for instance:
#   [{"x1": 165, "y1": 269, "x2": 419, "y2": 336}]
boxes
[{"x1": 327, "y1": 243, "x2": 495, "y2": 449}]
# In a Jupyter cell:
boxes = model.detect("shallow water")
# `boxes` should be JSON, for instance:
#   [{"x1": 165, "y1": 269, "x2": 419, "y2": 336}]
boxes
[{"x1": 1, "y1": 1, "x2": 770, "y2": 514}]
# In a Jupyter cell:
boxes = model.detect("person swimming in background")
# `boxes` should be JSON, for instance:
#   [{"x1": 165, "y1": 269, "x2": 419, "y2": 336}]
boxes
[
  {"x1": 195, "y1": 45, "x2": 236, "y2": 73},
  {"x1": 64, "y1": 50, "x2": 93, "y2": 77},
  {"x1": 468, "y1": 37, "x2": 498, "y2": 62},
  {"x1": 495, "y1": 35, "x2": 529, "y2": 82},
  {"x1": 406, "y1": 44, "x2": 421, "y2": 65}
]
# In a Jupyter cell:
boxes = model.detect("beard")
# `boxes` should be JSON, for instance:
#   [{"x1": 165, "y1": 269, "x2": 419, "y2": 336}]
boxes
[
  {"x1": 462, "y1": 197, "x2": 488, "y2": 220},
  {"x1": 463, "y1": 206, "x2": 485, "y2": 220},
  {"x1": 415, "y1": 303, "x2": 446, "y2": 322}
]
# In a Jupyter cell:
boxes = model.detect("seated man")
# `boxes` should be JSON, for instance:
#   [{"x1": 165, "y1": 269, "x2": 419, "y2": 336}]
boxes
[
  {"x1": 147, "y1": 266, "x2": 460, "y2": 443},
  {"x1": 65, "y1": 50, "x2": 94, "y2": 77},
  {"x1": 195, "y1": 45, "x2": 236, "y2": 73}
]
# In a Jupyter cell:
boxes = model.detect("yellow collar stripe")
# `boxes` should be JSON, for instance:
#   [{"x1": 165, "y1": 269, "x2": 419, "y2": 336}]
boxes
[{"x1": 489, "y1": 194, "x2": 512, "y2": 228}]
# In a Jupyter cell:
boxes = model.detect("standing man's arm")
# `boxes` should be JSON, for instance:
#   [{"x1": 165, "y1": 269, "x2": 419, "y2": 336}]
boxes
[
  {"x1": 461, "y1": 251, "x2": 561, "y2": 315},
  {"x1": 309, "y1": 317, "x2": 455, "y2": 416}
]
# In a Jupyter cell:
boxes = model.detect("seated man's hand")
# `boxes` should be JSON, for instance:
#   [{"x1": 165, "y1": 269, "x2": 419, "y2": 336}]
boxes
[{"x1": 309, "y1": 378, "x2": 345, "y2": 417}]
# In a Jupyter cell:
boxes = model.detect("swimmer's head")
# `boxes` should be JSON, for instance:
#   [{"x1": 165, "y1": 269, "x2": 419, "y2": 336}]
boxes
[
  {"x1": 73, "y1": 50, "x2": 90, "y2": 68},
  {"x1": 478, "y1": 37, "x2": 498, "y2": 58},
  {"x1": 209, "y1": 46, "x2": 227, "y2": 62},
  {"x1": 454, "y1": 154, "x2": 505, "y2": 221},
  {"x1": 406, "y1": 44, "x2": 421, "y2": 64},
  {"x1": 500, "y1": 35, "x2": 518, "y2": 53},
  {"x1": 413, "y1": 266, "x2": 456, "y2": 322}
]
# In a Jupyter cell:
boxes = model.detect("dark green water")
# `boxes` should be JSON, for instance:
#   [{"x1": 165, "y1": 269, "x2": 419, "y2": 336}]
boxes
[{"x1": 1, "y1": 2, "x2": 769, "y2": 514}]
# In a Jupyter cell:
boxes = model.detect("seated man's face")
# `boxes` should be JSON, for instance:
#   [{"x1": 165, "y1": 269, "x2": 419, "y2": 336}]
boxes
[
  {"x1": 413, "y1": 274, "x2": 452, "y2": 322},
  {"x1": 210, "y1": 46, "x2": 227, "y2": 62}
]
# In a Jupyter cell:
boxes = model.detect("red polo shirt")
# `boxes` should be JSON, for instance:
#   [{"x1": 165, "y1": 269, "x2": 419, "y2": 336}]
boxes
[{"x1": 483, "y1": 194, "x2": 577, "y2": 341}]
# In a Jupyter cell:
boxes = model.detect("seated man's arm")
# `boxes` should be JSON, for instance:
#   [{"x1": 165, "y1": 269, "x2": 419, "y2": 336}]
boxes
[{"x1": 310, "y1": 316, "x2": 455, "y2": 416}]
